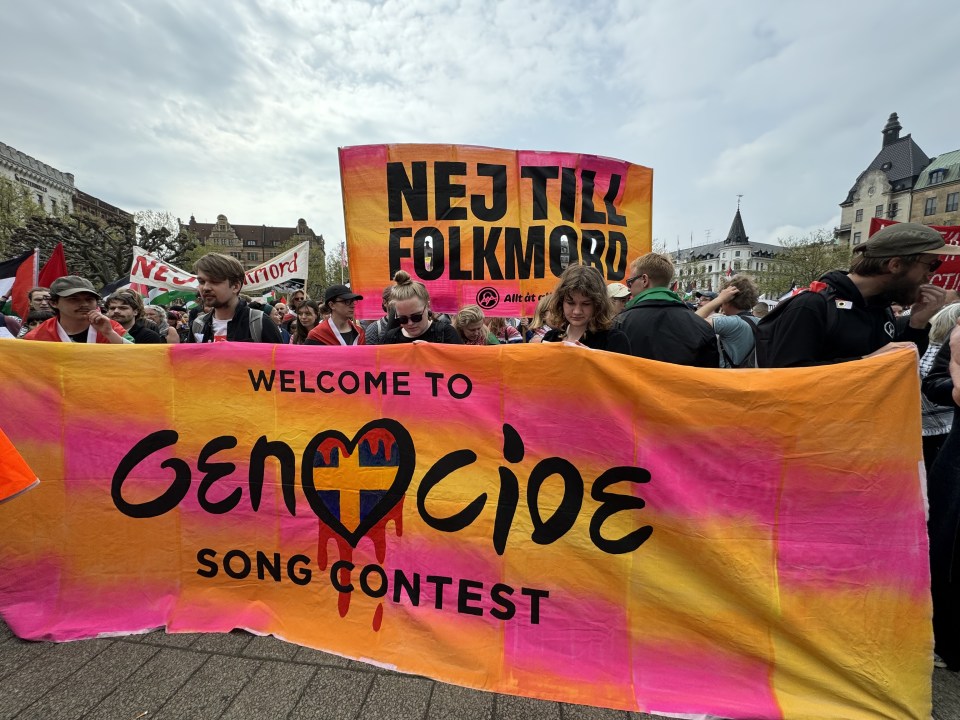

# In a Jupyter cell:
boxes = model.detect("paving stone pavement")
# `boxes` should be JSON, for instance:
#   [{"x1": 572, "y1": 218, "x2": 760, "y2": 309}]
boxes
[{"x1": 1, "y1": 618, "x2": 959, "y2": 719}]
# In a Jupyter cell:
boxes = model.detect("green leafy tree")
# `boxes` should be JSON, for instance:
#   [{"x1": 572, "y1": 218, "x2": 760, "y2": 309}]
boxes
[
  {"x1": 756, "y1": 230, "x2": 852, "y2": 298},
  {"x1": 0, "y1": 178, "x2": 43, "y2": 256},
  {"x1": 7, "y1": 211, "x2": 199, "y2": 288}
]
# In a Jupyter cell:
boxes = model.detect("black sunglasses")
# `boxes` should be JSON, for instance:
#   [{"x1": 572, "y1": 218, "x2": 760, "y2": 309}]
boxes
[
  {"x1": 919, "y1": 258, "x2": 943, "y2": 272},
  {"x1": 396, "y1": 311, "x2": 425, "y2": 325},
  {"x1": 625, "y1": 274, "x2": 642, "y2": 288}
]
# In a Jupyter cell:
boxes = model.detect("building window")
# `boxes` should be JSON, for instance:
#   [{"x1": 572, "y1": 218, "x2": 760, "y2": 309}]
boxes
[
  {"x1": 887, "y1": 202, "x2": 898, "y2": 218},
  {"x1": 708, "y1": 265, "x2": 712, "y2": 272},
  {"x1": 853, "y1": 232, "x2": 862, "y2": 243},
  {"x1": 245, "y1": 240, "x2": 256, "y2": 246},
  {"x1": 930, "y1": 169, "x2": 947, "y2": 184},
  {"x1": 230, "y1": 252, "x2": 241, "y2": 259},
  {"x1": 925, "y1": 197, "x2": 937, "y2": 216},
  {"x1": 875, "y1": 205, "x2": 883, "y2": 218},
  {"x1": 733, "y1": 261, "x2": 741, "y2": 271},
  {"x1": 855, "y1": 209, "x2": 863, "y2": 222},
  {"x1": 37, "y1": 194, "x2": 44, "y2": 207},
  {"x1": 735, "y1": 251, "x2": 741, "y2": 257},
  {"x1": 247, "y1": 252, "x2": 258, "y2": 261},
  {"x1": 947, "y1": 193, "x2": 959, "y2": 213},
  {"x1": 50, "y1": 199, "x2": 57, "y2": 214}
]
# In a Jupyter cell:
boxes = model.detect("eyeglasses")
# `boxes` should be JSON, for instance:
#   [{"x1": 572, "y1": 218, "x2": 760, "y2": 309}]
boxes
[
  {"x1": 333, "y1": 298, "x2": 357, "y2": 304},
  {"x1": 917, "y1": 258, "x2": 943, "y2": 272},
  {"x1": 396, "y1": 311, "x2": 426, "y2": 325},
  {"x1": 625, "y1": 274, "x2": 645, "y2": 288}
]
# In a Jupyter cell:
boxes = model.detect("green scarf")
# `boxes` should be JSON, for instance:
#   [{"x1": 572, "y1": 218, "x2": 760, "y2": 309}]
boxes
[{"x1": 624, "y1": 287, "x2": 685, "y2": 310}]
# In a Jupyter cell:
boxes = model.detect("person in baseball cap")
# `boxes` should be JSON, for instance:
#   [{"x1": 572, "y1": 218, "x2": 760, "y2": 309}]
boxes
[
  {"x1": 24, "y1": 275, "x2": 130, "y2": 343},
  {"x1": 855, "y1": 222, "x2": 960, "y2": 258},
  {"x1": 606, "y1": 282, "x2": 630, "y2": 313},
  {"x1": 758, "y1": 222, "x2": 952, "y2": 367},
  {"x1": 307, "y1": 284, "x2": 366, "y2": 346}
]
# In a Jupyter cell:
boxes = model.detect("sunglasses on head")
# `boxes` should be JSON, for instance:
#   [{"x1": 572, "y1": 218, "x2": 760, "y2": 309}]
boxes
[{"x1": 396, "y1": 311, "x2": 425, "y2": 325}]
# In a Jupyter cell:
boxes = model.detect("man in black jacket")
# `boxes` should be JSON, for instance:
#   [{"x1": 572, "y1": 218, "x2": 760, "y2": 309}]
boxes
[
  {"x1": 106, "y1": 290, "x2": 163, "y2": 344},
  {"x1": 191, "y1": 253, "x2": 283, "y2": 344},
  {"x1": 614, "y1": 252, "x2": 719, "y2": 367},
  {"x1": 757, "y1": 222, "x2": 956, "y2": 367}
]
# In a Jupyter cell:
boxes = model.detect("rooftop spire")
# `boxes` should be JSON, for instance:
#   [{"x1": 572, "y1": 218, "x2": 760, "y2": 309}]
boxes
[
  {"x1": 724, "y1": 202, "x2": 749, "y2": 245},
  {"x1": 882, "y1": 112, "x2": 902, "y2": 148}
]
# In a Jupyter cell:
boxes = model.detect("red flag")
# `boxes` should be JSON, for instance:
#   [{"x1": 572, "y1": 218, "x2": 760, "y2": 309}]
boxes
[
  {"x1": 5, "y1": 250, "x2": 38, "y2": 320},
  {"x1": 37, "y1": 243, "x2": 68, "y2": 287},
  {"x1": 0, "y1": 426, "x2": 39, "y2": 503}
]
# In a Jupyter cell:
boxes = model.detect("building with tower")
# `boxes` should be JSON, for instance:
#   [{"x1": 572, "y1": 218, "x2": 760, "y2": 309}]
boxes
[
  {"x1": 184, "y1": 214, "x2": 324, "y2": 270},
  {"x1": 671, "y1": 204, "x2": 783, "y2": 294},
  {"x1": 836, "y1": 113, "x2": 932, "y2": 247}
]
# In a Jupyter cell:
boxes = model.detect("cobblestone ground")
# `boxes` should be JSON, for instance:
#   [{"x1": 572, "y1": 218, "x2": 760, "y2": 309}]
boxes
[{"x1": 1, "y1": 619, "x2": 958, "y2": 719}]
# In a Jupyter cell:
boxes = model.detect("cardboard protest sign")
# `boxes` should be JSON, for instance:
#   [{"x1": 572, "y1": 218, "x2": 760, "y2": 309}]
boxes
[
  {"x1": 130, "y1": 242, "x2": 310, "y2": 293},
  {"x1": 0, "y1": 343, "x2": 931, "y2": 718},
  {"x1": 340, "y1": 144, "x2": 652, "y2": 318}
]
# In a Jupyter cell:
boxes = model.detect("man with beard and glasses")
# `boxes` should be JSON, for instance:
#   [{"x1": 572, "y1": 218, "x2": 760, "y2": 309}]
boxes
[
  {"x1": 190, "y1": 253, "x2": 282, "y2": 344},
  {"x1": 757, "y1": 223, "x2": 957, "y2": 367}
]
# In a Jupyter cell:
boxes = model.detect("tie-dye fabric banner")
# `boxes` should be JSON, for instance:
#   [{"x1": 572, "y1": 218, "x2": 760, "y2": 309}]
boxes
[
  {"x1": 0, "y1": 342, "x2": 930, "y2": 719},
  {"x1": 340, "y1": 144, "x2": 653, "y2": 319}
]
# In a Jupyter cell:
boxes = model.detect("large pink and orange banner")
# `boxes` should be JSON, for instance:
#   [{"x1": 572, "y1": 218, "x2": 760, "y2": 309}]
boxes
[
  {"x1": 340, "y1": 144, "x2": 653, "y2": 319},
  {"x1": 0, "y1": 342, "x2": 931, "y2": 718}
]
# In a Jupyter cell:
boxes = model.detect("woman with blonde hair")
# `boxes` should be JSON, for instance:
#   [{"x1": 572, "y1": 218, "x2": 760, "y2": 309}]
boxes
[
  {"x1": 541, "y1": 264, "x2": 630, "y2": 354},
  {"x1": 454, "y1": 305, "x2": 498, "y2": 345},
  {"x1": 381, "y1": 271, "x2": 462, "y2": 344},
  {"x1": 526, "y1": 293, "x2": 553, "y2": 343}
]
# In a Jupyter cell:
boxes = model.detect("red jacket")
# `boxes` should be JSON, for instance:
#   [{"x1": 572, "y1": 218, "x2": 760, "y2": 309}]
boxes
[
  {"x1": 24, "y1": 317, "x2": 128, "y2": 343},
  {"x1": 307, "y1": 318, "x2": 365, "y2": 346}
]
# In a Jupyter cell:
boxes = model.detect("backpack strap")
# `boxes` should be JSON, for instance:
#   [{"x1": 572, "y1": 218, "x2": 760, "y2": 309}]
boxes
[
  {"x1": 248, "y1": 309, "x2": 263, "y2": 342},
  {"x1": 192, "y1": 311, "x2": 210, "y2": 342},
  {"x1": 717, "y1": 311, "x2": 760, "y2": 368}
]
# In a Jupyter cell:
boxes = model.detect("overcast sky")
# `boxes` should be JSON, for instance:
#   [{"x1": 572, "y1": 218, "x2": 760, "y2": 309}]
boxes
[{"x1": 2, "y1": 0, "x2": 959, "y2": 254}]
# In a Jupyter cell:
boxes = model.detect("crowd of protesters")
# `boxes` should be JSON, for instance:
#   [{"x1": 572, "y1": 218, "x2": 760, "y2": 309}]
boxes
[{"x1": 6, "y1": 223, "x2": 960, "y2": 670}]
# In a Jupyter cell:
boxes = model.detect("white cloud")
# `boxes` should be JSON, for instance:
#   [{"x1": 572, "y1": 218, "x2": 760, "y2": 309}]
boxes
[{"x1": 1, "y1": 0, "x2": 959, "y2": 256}]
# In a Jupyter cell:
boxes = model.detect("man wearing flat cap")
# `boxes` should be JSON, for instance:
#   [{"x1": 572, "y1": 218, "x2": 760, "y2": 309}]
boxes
[
  {"x1": 23, "y1": 276, "x2": 129, "y2": 343},
  {"x1": 306, "y1": 284, "x2": 365, "y2": 345},
  {"x1": 757, "y1": 222, "x2": 958, "y2": 367}
]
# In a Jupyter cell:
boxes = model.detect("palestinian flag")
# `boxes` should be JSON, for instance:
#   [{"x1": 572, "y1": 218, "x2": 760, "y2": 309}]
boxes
[
  {"x1": 150, "y1": 289, "x2": 197, "y2": 307},
  {"x1": 0, "y1": 250, "x2": 38, "y2": 319}
]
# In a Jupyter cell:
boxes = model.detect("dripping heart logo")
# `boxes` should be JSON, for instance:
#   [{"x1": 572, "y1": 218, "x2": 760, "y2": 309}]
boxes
[{"x1": 302, "y1": 419, "x2": 415, "y2": 548}]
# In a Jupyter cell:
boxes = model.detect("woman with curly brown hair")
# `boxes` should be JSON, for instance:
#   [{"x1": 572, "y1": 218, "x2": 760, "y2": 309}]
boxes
[{"x1": 541, "y1": 264, "x2": 630, "y2": 354}]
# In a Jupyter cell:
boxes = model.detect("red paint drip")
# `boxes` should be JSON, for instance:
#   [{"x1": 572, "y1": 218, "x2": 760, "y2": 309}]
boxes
[
  {"x1": 362, "y1": 428, "x2": 396, "y2": 461},
  {"x1": 317, "y1": 438, "x2": 348, "y2": 465},
  {"x1": 316, "y1": 498, "x2": 405, "y2": 632}
]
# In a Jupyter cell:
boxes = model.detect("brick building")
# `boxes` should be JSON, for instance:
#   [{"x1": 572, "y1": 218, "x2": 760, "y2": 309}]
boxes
[{"x1": 185, "y1": 214, "x2": 323, "y2": 269}]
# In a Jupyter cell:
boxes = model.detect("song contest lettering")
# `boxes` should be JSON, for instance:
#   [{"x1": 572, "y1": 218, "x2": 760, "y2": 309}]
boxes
[
  {"x1": 110, "y1": 368, "x2": 652, "y2": 626},
  {"x1": 387, "y1": 162, "x2": 631, "y2": 281}
]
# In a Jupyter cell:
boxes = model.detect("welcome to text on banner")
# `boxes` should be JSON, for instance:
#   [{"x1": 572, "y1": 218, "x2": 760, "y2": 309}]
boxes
[
  {"x1": 340, "y1": 144, "x2": 653, "y2": 318},
  {"x1": 0, "y1": 343, "x2": 931, "y2": 719}
]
